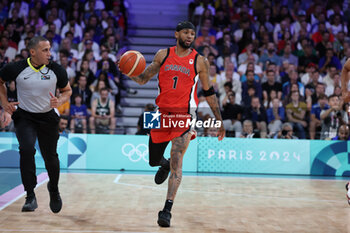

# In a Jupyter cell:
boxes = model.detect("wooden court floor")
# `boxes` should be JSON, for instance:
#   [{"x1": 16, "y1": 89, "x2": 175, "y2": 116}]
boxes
[{"x1": 0, "y1": 172, "x2": 349, "y2": 233}]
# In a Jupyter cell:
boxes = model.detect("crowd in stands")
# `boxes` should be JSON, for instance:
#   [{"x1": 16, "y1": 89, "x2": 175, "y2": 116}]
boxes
[
  {"x1": 190, "y1": 0, "x2": 350, "y2": 140},
  {"x1": 0, "y1": 0, "x2": 131, "y2": 134},
  {"x1": 1, "y1": 0, "x2": 350, "y2": 140}
]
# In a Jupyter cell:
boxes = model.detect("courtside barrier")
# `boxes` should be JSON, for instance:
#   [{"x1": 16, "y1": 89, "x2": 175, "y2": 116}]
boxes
[{"x1": 0, "y1": 132, "x2": 349, "y2": 176}]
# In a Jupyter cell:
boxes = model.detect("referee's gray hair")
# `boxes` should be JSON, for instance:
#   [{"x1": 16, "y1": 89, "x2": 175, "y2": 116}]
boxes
[{"x1": 27, "y1": 36, "x2": 48, "y2": 50}]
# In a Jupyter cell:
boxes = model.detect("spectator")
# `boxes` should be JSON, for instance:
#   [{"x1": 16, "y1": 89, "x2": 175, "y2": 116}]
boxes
[
  {"x1": 240, "y1": 119, "x2": 260, "y2": 138},
  {"x1": 312, "y1": 22, "x2": 334, "y2": 45},
  {"x1": 320, "y1": 94, "x2": 348, "y2": 139},
  {"x1": 92, "y1": 68, "x2": 119, "y2": 98},
  {"x1": 58, "y1": 116, "x2": 70, "y2": 135},
  {"x1": 136, "y1": 103, "x2": 155, "y2": 135},
  {"x1": 0, "y1": 36, "x2": 16, "y2": 62},
  {"x1": 262, "y1": 70, "x2": 282, "y2": 104},
  {"x1": 266, "y1": 97, "x2": 285, "y2": 137},
  {"x1": 258, "y1": 42, "x2": 282, "y2": 70},
  {"x1": 216, "y1": 32, "x2": 236, "y2": 59},
  {"x1": 285, "y1": 91, "x2": 308, "y2": 139},
  {"x1": 332, "y1": 124, "x2": 350, "y2": 141},
  {"x1": 323, "y1": 65, "x2": 338, "y2": 95},
  {"x1": 298, "y1": 44, "x2": 318, "y2": 74},
  {"x1": 319, "y1": 48, "x2": 342, "y2": 74},
  {"x1": 325, "y1": 73, "x2": 341, "y2": 97},
  {"x1": 194, "y1": 26, "x2": 216, "y2": 48},
  {"x1": 61, "y1": 16, "x2": 83, "y2": 42},
  {"x1": 328, "y1": 13, "x2": 347, "y2": 35},
  {"x1": 237, "y1": 54, "x2": 263, "y2": 78},
  {"x1": 59, "y1": 53, "x2": 76, "y2": 86},
  {"x1": 306, "y1": 81, "x2": 326, "y2": 110},
  {"x1": 276, "y1": 122, "x2": 298, "y2": 139},
  {"x1": 76, "y1": 59, "x2": 96, "y2": 87},
  {"x1": 310, "y1": 94, "x2": 329, "y2": 139},
  {"x1": 60, "y1": 38, "x2": 79, "y2": 64},
  {"x1": 71, "y1": 75, "x2": 92, "y2": 109},
  {"x1": 212, "y1": 7, "x2": 230, "y2": 32},
  {"x1": 242, "y1": 70, "x2": 262, "y2": 105},
  {"x1": 243, "y1": 96, "x2": 267, "y2": 138},
  {"x1": 301, "y1": 63, "x2": 319, "y2": 86},
  {"x1": 90, "y1": 79, "x2": 115, "y2": 107},
  {"x1": 282, "y1": 70, "x2": 305, "y2": 98},
  {"x1": 77, "y1": 49, "x2": 98, "y2": 75},
  {"x1": 280, "y1": 43, "x2": 298, "y2": 67},
  {"x1": 89, "y1": 88, "x2": 116, "y2": 134},
  {"x1": 237, "y1": 42, "x2": 259, "y2": 66},
  {"x1": 218, "y1": 69, "x2": 242, "y2": 106},
  {"x1": 70, "y1": 94, "x2": 88, "y2": 134},
  {"x1": 239, "y1": 62, "x2": 260, "y2": 82},
  {"x1": 221, "y1": 91, "x2": 243, "y2": 137}
]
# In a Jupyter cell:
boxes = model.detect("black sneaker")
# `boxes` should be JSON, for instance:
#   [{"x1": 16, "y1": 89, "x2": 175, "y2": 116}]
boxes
[
  {"x1": 154, "y1": 159, "x2": 170, "y2": 185},
  {"x1": 21, "y1": 194, "x2": 38, "y2": 212},
  {"x1": 157, "y1": 209, "x2": 172, "y2": 227},
  {"x1": 47, "y1": 182, "x2": 62, "y2": 213}
]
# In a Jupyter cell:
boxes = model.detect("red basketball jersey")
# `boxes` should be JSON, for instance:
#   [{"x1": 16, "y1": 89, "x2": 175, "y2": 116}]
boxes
[{"x1": 156, "y1": 46, "x2": 199, "y2": 114}]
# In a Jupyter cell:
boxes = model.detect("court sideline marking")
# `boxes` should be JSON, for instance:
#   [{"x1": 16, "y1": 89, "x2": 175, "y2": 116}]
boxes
[{"x1": 0, "y1": 172, "x2": 49, "y2": 211}]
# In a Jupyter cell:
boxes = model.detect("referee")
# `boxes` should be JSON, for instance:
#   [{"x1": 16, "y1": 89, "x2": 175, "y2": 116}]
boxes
[{"x1": 0, "y1": 36, "x2": 72, "y2": 213}]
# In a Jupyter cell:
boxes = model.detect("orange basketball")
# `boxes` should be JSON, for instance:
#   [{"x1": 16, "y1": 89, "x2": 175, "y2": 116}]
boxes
[{"x1": 119, "y1": 50, "x2": 146, "y2": 77}]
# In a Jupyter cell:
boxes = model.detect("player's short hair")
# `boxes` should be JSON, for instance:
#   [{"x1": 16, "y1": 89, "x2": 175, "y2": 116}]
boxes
[
  {"x1": 27, "y1": 36, "x2": 49, "y2": 50},
  {"x1": 176, "y1": 21, "x2": 195, "y2": 32}
]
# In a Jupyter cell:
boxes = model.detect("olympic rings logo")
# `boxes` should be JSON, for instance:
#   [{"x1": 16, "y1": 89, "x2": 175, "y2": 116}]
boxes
[{"x1": 121, "y1": 143, "x2": 149, "y2": 162}]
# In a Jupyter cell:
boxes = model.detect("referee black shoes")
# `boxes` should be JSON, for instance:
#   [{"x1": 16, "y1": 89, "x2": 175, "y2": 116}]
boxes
[
  {"x1": 21, "y1": 193, "x2": 38, "y2": 212},
  {"x1": 47, "y1": 182, "x2": 62, "y2": 213},
  {"x1": 155, "y1": 159, "x2": 170, "y2": 185},
  {"x1": 157, "y1": 209, "x2": 172, "y2": 227}
]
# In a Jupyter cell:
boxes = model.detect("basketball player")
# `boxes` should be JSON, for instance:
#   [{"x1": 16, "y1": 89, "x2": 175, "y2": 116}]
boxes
[
  {"x1": 120, "y1": 21, "x2": 225, "y2": 227},
  {"x1": 341, "y1": 58, "x2": 350, "y2": 205},
  {"x1": 0, "y1": 36, "x2": 72, "y2": 213}
]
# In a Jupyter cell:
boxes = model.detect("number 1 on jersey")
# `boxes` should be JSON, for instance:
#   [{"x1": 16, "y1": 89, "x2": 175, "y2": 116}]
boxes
[{"x1": 172, "y1": 76, "x2": 178, "y2": 89}]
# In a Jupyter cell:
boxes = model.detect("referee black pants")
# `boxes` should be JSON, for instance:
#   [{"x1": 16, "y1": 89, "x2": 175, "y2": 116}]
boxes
[{"x1": 12, "y1": 108, "x2": 60, "y2": 193}]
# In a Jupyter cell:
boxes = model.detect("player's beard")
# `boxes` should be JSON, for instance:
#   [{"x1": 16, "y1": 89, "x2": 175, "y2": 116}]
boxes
[{"x1": 178, "y1": 38, "x2": 193, "y2": 49}]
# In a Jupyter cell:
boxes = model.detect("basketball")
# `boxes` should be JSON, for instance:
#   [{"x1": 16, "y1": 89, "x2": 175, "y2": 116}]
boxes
[{"x1": 119, "y1": 50, "x2": 146, "y2": 77}]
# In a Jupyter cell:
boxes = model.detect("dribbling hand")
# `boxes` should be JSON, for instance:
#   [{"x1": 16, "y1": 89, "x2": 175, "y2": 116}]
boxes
[
  {"x1": 217, "y1": 123, "x2": 225, "y2": 141},
  {"x1": 49, "y1": 92, "x2": 60, "y2": 108}
]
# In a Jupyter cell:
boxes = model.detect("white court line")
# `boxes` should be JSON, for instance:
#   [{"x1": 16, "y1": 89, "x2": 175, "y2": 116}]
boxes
[
  {"x1": 114, "y1": 176, "x2": 344, "y2": 204},
  {"x1": 0, "y1": 176, "x2": 49, "y2": 211},
  {"x1": 0, "y1": 230, "x2": 154, "y2": 233},
  {"x1": 113, "y1": 174, "x2": 122, "y2": 183}
]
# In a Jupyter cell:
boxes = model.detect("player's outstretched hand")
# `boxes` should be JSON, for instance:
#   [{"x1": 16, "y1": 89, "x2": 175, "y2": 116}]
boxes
[{"x1": 217, "y1": 123, "x2": 225, "y2": 141}]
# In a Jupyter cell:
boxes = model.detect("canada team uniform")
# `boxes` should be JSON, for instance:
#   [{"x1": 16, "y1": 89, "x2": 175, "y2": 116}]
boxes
[{"x1": 151, "y1": 46, "x2": 199, "y2": 143}]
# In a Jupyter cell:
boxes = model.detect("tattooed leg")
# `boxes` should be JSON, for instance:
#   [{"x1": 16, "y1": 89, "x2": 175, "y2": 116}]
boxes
[{"x1": 167, "y1": 132, "x2": 191, "y2": 200}]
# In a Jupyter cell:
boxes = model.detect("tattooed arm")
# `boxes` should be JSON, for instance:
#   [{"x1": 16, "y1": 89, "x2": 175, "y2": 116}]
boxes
[
  {"x1": 121, "y1": 49, "x2": 167, "y2": 85},
  {"x1": 197, "y1": 55, "x2": 225, "y2": 141}
]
